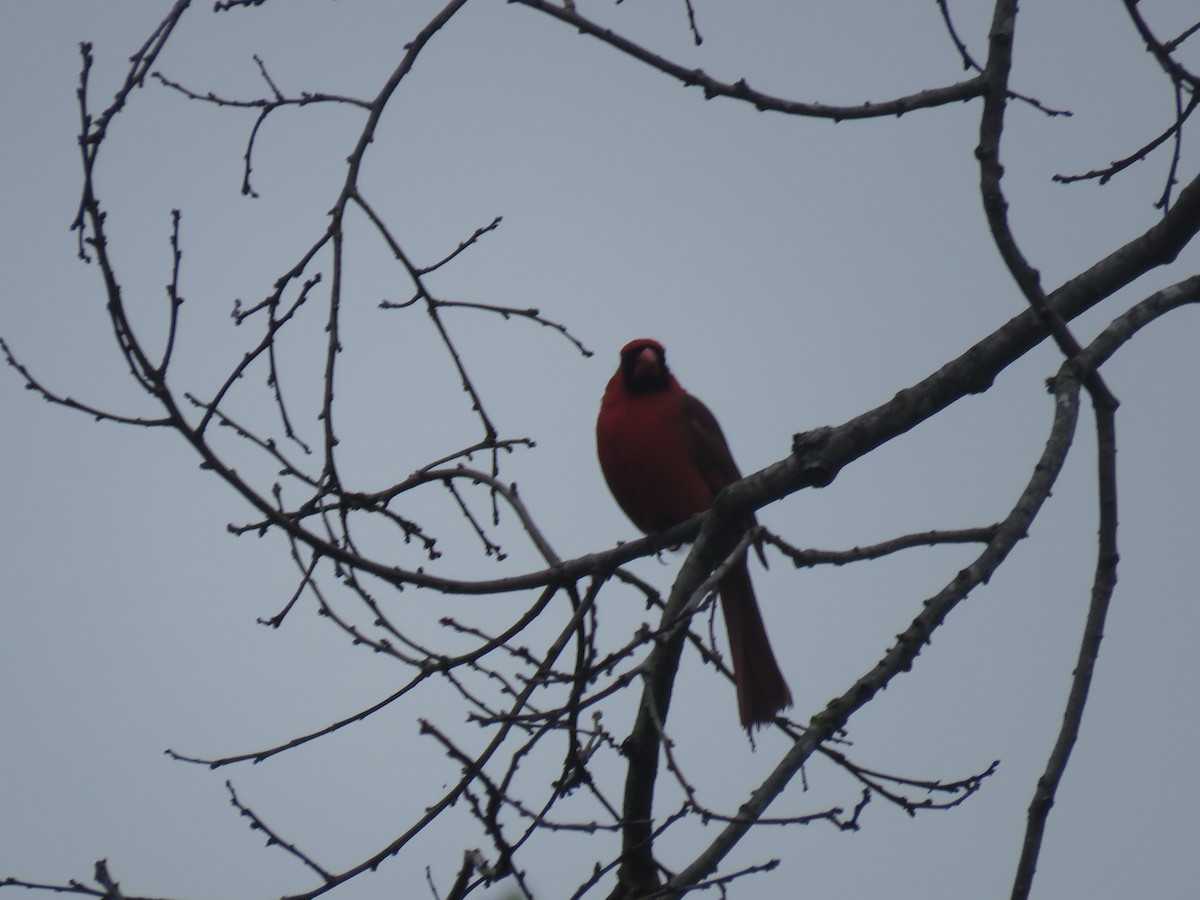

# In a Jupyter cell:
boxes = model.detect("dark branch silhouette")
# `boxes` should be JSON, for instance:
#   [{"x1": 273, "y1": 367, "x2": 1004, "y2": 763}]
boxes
[{"x1": 3, "y1": 2, "x2": 1199, "y2": 899}]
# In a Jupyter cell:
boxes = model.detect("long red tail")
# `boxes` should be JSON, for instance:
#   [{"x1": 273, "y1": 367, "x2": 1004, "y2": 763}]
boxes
[{"x1": 718, "y1": 555, "x2": 792, "y2": 729}]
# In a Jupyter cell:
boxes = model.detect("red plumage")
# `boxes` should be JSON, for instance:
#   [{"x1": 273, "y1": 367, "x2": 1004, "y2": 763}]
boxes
[{"x1": 596, "y1": 338, "x2": 792, "y2": 729}]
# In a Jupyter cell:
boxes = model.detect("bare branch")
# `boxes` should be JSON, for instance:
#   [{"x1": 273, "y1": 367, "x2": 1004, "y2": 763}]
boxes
[
  {"x1": 8, "y1": 5, "x2": 1200, "y2": 898},
  {"x1": 650, "y1": 357, "x2": 1088, "y2": 896},
  {"x1": 762, "y1": 525, "x2": 1000, "y2": 568},
  {"x1": 1053, "y1": 93, "x2": 1199, "y2": 193},
  {"x1": 512, "y1": 0, "x2": 987, "y2": 121},
  {"x1": 225, "y1": 781, "x2": 333, "y2": 883}
]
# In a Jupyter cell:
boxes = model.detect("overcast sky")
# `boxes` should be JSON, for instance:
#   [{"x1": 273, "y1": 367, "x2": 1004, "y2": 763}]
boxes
[{"x1": 2, "y1": 2, "x2": 1198, "y2": 899}]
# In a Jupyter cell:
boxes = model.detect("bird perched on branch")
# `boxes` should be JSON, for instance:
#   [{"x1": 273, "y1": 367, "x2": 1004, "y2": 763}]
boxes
[{"x1": 596, "y1": 338, "x2": 792, "y2": 729}]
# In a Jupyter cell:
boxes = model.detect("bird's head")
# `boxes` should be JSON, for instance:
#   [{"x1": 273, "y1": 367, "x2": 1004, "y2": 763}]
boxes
[{"x1": 618, "y1": 338, "x2": 671, "y2": 395}]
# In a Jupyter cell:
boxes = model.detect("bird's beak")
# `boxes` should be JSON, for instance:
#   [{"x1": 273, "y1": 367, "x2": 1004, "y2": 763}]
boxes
[{"x1": 634, "y1": 347, "x2": 659, "y2": 379}]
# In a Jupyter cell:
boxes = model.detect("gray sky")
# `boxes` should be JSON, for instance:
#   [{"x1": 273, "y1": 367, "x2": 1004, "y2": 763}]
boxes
[{"x1": 2, "y1": 2, "x2": 1198, "y2": 898}]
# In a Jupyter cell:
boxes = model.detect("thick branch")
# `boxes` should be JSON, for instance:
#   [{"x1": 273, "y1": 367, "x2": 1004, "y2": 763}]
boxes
[{"x1": 650, "y1": 363, "x2": 1085, "y2": 896}]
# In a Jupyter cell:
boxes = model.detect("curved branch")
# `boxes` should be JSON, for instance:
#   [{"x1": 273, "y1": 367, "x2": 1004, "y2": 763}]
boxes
[
  {"x1": 1122, "y1": 2, "x2": 1200, "y2": 91},
  {"x1": 650, "y1": 354, "x2": 1086, "y2": 896},
  {"x1": 512, "y1": 0, "x2": 986, "y2": 120},
  {"x1": 975, "y1": 0, "x2": 1118, "y2": 408},
  {"x1": 1010, "y1": 272, "x2": 1200, "y2": 898},
  {"x1": 1053, "y1": 93, "x2": 1200, "y2": 190}
]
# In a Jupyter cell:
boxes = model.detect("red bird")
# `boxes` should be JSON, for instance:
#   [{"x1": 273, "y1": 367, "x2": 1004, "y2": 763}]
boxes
[{"x1": 596, "y1": 338, "x2": 792, "y2": 729}]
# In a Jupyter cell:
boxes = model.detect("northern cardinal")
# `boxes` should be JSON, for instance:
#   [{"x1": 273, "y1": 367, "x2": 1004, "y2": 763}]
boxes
[{"x1": 596, "y1": 338, "x2": 792, "y2": 729}]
